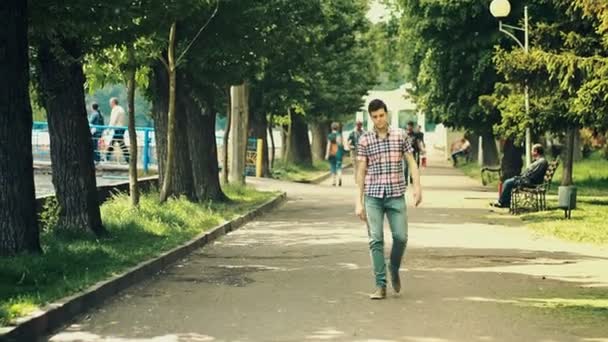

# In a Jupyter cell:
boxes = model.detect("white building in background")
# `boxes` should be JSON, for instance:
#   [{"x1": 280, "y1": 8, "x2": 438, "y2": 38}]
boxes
[
  {"x1": 357, "y1": 83, "x2": 453, "y2": 159},
  {"x1": 358, "y1": 83, "x2": 423, "y2": 131}
]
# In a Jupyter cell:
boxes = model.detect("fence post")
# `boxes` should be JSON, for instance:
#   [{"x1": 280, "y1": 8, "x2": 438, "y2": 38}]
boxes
[{"x1": 143, "y1": 129, "x2": 150, "y2": 174}]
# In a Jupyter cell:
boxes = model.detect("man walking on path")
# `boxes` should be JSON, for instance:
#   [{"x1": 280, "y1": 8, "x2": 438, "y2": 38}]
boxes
[
  {"x1": 348, "y1": 120, "x2": 365, "y2": 183},
  {"x1": 355, "y1": 99, "x2": 423, "y2": 300},
  {"x1": 106, "y1": 97, "x2": 129, "y2": 163},
  {"x1": 88, "y1": 103, "x2": 104, "y2": 163},
  {"x1": 491, "y1": 143, "x2": 549, "y2": 208}
]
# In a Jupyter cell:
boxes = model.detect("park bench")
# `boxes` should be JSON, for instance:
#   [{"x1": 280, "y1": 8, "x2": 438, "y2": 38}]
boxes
[
  {"x1": 481, "y1": 165, "x2": 501, "y2": 186},
  {"x1": 510, "y1": 159, "x2": 560, "y2": 215}
]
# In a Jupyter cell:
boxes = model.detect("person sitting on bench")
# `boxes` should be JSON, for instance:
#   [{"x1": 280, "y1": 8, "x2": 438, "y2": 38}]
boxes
[
  {"x1": 491, "y1": 144, "x2": 549, "y2": 208},
  {"x1": 451, "y1": 137, "x2": 470, "y2": 166}
]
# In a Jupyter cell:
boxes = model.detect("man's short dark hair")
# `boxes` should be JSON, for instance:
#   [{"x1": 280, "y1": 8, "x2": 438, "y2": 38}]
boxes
[
  {"x1": 407, "y1": 121, "x2": 414, "y2": 127},
  {"x1": 368, "y1": 99, "x2": 387, "y2": 114},
  {"x1": 92, "y1": 103, "x2": 99, "y2": 110},
  {"x1": 532, "y1": 143, "x2": 544, "y2": 155}
]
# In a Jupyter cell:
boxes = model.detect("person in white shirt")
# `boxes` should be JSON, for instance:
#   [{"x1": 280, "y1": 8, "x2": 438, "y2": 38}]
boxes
[
  {"x1": 106, "y1": 97, "x2": 129, "y2": 163},
  {"x1": 451, "y1": 137, "x2": 470, "y2": 166}
]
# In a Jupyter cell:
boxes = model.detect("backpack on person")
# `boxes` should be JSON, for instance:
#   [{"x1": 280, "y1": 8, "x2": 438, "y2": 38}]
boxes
[{"x1": 328, "y1": 132, "x2": 341, "y2": 157}]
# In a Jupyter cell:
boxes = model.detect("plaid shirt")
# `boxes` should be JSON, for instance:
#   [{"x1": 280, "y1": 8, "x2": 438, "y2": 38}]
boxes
[{"x1": 357, "y1": 127, "x2": 414, "y2": 198}]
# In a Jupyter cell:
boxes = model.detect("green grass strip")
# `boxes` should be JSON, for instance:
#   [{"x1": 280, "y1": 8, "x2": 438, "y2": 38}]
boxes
[{"x1": 0, "y1": 185, "x2": 276, "y2": 326}]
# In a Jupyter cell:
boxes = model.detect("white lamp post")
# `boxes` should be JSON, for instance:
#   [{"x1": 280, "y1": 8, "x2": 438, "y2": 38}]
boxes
[{"x1": 490, "y1": 0, "x2": 532, "y2": 167}]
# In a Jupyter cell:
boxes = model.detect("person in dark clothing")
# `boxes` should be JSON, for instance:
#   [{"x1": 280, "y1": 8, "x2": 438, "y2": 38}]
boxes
[
  {"x1": 491, "y1": 144, "x2": 549, "y2": 208},
  {"x1": 404, "y1": 121, "x2": 424, "y2": 185},
  {"x1": 88, "y1": 103, "x2": 104, "y2": 163}
]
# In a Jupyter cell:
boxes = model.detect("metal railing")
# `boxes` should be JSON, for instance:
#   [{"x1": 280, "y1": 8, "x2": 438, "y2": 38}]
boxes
[
  {"x1": 32, "y1": 122, "x2": 157, "y2": 173},
  {"x1": 33, "y1": 123, "x2": 269, "y2": 176}
]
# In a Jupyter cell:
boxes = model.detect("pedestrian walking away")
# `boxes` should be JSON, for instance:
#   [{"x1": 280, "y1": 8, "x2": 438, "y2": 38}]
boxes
[
  {"x1": 404, "y1": 121, "x2": 425, "y2": 185},
  {"x1": 325, "y1": 122, "x2": 344, "y2": 186},
  {"x1": 88, "y1": 102, "x2": 104, "y2": 163},
  {"x1": 106, "y1": 97, "x2": 130, "y2": 163},
  {"x1": 355, "y1": 99, "x2": 423, "y2": 300},
  {"x1": 348, "y1": 120, "x2": 365, "y2": 184}
]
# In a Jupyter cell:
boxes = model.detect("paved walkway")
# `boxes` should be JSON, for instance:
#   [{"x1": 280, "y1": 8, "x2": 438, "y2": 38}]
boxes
[{"x1": 48, "y1": 154, "x2": 608, "y2": 341}]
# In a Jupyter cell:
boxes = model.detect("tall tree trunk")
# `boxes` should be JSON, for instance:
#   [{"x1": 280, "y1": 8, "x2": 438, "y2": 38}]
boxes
[
  {"x1": 222, "y1": 87, "x2": 231, "y2": 183},
  {"x1": 573, "y1": 128, "x2": 583, "y2": 162},
  {"x1": 311, "y1": 121, "x2": 329, "y2": 161},
  {"x1": 281, "y1": 125, "x2": 288, "y2": 160},
  {"x1": 268, "y1": 113, "x2": 276, "y2": 169},
  {"x1": 160, "y1": 22, "x2": 177, "y2": 203},
  {"x1": 172, "y1": 91, "x2": 195, "y2": 200},
  {"x1": 285, "y1": 109, "x2": 313, "y2": 167},
  {"x1": 151, "y1": 61, "x2": 194, "y2": 199},
  {"x1": 184, "y1": 90, "x2": 226, "y2": 202},
  {"x1": 0, "y1": 0, "x2": 41, "y2": 255},
  {"x1": 562, "y1": 126, "x2": 576, "y2": 186},
  {"x1": 126, "y1": 48, "x2": 139, "y2": 206},
  {"x1": 466, "y1": 132, "x2": 480, "y2": 163},
  {"x1": 248, "y1": 87, "x2": 270, "y2": 177},
  {"x1": 37, "y1": 37, "x2": 106, "y2": 236},
  {"x1": 228, "y1": 83, "x2": 249, "y2": 185},
  {"x1": 249, "y1": 110, "x2": 270, "y2": 177},
  {"x1": 500, "y1": 138, "x2": 524, "y2": 181},
  {"x1": 481, "y1": 131, "x2": 499, "y2": 166},
  {"x1": 151, "y1": 61, "x2": 168, "y2": 187}
]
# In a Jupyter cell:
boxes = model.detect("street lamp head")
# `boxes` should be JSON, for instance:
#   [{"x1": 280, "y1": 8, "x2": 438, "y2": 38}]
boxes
[{"x1": 490, "y1": 0, "x2": 511, "y2": 18}]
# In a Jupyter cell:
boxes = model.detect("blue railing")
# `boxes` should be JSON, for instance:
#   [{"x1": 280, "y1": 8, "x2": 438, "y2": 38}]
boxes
[
  {"x1": 32, "y1": 122, "x2": 157, "y2": 173},
  {"x1": 33, "y1": 123, "x2": 259, "y2": 175}
]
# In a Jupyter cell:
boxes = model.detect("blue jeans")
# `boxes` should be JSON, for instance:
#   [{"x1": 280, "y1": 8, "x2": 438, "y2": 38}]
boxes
[
  {"x1": 365, "y1": 195, "x2": 408, "y2": 288},
  {"x1": 451, "y1": 150, "x2": 467, "y2": 166},
  {"x1": 328, "y1": 156, "x2": 342, "y2": 174},
  {"x1": 499, "y1": 177, "x2": 517, "y2": 206}
]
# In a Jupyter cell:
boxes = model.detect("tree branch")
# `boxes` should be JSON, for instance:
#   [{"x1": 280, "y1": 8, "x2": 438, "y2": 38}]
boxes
[{"x1": 176, "y1": 0, "x2": 220, "y2": 66}]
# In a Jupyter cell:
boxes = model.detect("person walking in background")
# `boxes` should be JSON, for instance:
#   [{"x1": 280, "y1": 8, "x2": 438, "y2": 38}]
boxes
[
  {"x1": 451, "y1": 137, "x2": 471, "y2": 166},
  {"x1": 404, "y1": 121, "x2": 425, "y2": 185},
  {"x1": 356, "y1": 99, "x2": 423, "y2": 300},
  {"x1": 106, "y1": 97, "x2": 129, "y2": 163},
  {"x1": 88, "y1": 103, "x2": 105, "y2": 163},
  {"x1": 325, "y1": 122, "x2": 344, "y2": 186},
  {"x1": 415, "y1": 125, "x2": 427, "y2": 168},
  {"x1": 348, "y1": 120, "x2": 365, "y2": 183}
]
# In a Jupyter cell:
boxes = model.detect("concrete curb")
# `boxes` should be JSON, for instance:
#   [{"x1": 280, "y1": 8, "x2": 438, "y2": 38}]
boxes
[{"x1": 0, "y1": 192, "x2": 287, "y2": 342}]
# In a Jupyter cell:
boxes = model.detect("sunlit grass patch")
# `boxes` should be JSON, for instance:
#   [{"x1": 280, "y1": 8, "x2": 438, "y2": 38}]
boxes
[{"x1": 0, "y1": 187, "x2": 276, "y2": 326}]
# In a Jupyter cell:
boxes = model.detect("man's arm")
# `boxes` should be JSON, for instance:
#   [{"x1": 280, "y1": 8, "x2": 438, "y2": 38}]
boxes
[
  {"x1": 355, "y1": 157, "x2": 367, "y2": 221},
  {"x1": 355, "y1": 135, "x2": 368, "y2": 221},
  {"x1": 347, "y1": 132, "x2": 355, "y2": 149},
  {"x1": 417, "y1": 140, "x2": 426, "y2": 155},
  {"x1": 405, "y1": 152, "x2": 422, "y2": 206},
  {"x1": 522, "y1": 159, "x2": 548, "y2": 183}
]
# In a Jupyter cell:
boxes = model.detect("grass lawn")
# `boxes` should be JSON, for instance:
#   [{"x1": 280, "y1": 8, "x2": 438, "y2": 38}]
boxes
[
  {"x1": 271, "y1": 158, "x2": 351, "y2": 183},
  {"x1": 458, "y1": 162, "x2": 489, "y2": 184},
  {"x1": 521, "y1": 197, "x2": 608, "y2": 245},
  {"x1": 0, "y1": 185, "x2": 277, "y2": 326},
  {"x1": 459, "y1": 152, "x2": 608, "y2": 245},
  {"x1": 549, "y1": 153, "x2": 608, "y2": 197},
  {"x1": 459, "y1": 152, "x2": 608, "y2": 196}
]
